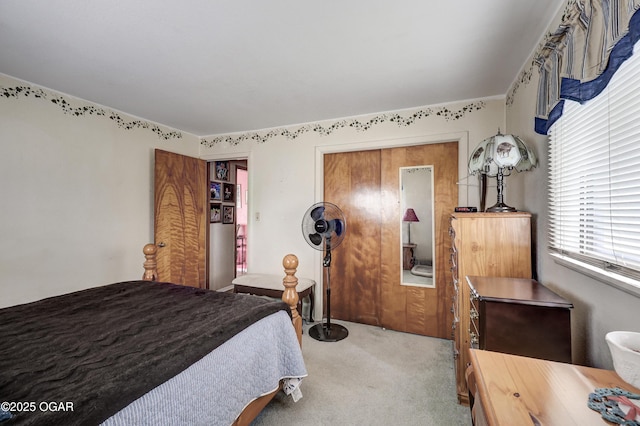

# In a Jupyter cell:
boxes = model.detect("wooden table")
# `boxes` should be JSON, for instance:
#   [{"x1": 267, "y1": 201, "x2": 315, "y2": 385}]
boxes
[{"x1": 468, "y1": 349, "x2": 640, "y2": 425}]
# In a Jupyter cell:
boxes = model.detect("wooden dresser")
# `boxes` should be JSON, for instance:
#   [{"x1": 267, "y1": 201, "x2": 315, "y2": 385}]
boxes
[
  {"x1": 468, "y1": 349, "x2": 640, "y2": 425},
  {"x1": 467, "y1": 276, "x2": 572, "y2": 363},
  {"x1": 449, "y1": 212, "x2": 532, "y2": 405}
]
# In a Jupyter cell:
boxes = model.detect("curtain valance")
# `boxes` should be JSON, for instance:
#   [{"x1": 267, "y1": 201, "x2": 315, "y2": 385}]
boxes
[{"x1": 534, "y1": 0, "x2": 640, "y2": 135}]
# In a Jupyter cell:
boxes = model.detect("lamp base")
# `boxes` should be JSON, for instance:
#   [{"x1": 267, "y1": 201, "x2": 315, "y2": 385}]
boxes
[{"x1": 486, "y1": 202, "x2": 517, "y2": 213}]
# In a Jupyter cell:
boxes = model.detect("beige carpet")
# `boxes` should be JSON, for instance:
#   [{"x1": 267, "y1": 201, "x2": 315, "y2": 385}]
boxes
[{"x1": 252, "y1": 320, "x2": 472, "y2": 425}]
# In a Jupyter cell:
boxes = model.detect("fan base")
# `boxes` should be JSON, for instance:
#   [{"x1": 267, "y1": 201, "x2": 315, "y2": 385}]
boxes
[{"x1": 309, "y1": 323, "x2": 349, "y2": 342}]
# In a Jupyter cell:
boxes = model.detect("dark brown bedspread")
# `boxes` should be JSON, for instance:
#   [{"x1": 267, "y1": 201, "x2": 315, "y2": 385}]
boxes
[{"x1": 0, "y1": 281, "x2": 289, "y2": 425}]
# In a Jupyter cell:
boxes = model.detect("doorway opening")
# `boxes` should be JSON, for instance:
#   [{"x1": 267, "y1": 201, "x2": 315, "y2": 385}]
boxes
[
  {"x1": 235, "y1": 165, "x2": 248, "y2": 276},
  {"x1": 208, "y1": 159, "x2": 248, "y2": 291}
]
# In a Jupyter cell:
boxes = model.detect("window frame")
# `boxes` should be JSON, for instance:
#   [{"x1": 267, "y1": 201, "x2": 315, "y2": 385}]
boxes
[{"x1": 548, "y1": 44, "x2": 640, "y2": 298}]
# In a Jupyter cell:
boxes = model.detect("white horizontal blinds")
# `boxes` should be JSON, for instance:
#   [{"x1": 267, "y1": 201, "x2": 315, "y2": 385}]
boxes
[{"x1": 549, "y1": 43, "x2": 640, "y2": 280}]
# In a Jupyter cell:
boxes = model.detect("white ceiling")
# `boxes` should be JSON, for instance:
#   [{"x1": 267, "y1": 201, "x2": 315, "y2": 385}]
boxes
[{"x1": 0, "y1": 1, "x2": 564, "y2": 137}]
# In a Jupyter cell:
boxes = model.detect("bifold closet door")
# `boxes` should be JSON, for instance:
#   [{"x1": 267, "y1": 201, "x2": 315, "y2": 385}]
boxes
[
  {"x1": 379, "y1": 143, "x2": 458, "y2": 339},
  {"x1": 324, "y1": 150, "x2": 382, "y2": 326},
  {"x1": 324, "y1": 142, "x2": 457, "y2": 339}
]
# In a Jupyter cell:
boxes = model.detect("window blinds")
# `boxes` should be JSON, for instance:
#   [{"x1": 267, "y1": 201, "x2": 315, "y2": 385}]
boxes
[{"x1": 549, "y1": 44, "x2": 640, "y2": 282}]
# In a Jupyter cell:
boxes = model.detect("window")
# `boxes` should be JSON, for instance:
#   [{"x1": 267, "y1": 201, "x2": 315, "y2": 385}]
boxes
[{"x1": 549, "y1": 42, "x2": 640, "y2": 291}]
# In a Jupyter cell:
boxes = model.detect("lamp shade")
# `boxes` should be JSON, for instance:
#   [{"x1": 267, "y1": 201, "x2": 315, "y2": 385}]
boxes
[
  {"x1": 468, "y1": 130, "x2": 537, "y2": 177},
  {"x1": 468, "y1": 130, "x2": 538, "y2": 212},
  {"x1": 403, "y1": 208, "x2": 419, "y2": 222}
]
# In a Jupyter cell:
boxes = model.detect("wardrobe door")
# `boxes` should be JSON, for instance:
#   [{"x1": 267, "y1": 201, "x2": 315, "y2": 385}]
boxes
[{"x1": 324, "y1": 150, "x2": 382, "y2": 326}]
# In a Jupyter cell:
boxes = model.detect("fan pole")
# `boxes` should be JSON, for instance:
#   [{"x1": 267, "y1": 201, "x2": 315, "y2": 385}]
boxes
[
  {"x1": 324, "y1": 249, "x2": 332, "y2": 330},
  {"x1": 309, "y1": 240, "x2": 349, "y2": 342}
]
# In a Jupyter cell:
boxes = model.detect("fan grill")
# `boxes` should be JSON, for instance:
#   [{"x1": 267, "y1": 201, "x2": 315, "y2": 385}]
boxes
[{"x1": 301, "y1": 202, "x2": 346, "y2": 250}]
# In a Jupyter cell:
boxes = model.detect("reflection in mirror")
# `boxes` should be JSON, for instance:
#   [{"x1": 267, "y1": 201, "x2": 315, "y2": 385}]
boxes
[{"x1": 400, "y1": 166, "x2": 435, "y2": 287}]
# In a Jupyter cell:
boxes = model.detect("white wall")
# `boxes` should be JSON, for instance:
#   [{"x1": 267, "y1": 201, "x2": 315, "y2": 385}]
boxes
[
  {"x1": 0, "y1": 74, "x2": 200, "y2": 308},
  {"x1": 0, "y1": 76, "x2": 504, "y2": 315},
  {"x1": 201, "y1": 99, "x2": 506, "y2": 318},
  {"x1": 505, "y1": 4, "x2": 640, "y2": 368}
]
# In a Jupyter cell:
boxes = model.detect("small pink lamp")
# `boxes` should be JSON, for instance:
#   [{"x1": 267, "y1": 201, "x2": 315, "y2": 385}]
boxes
[{"x1": 403, "y1": 208, "x2": 419, "y2": 244}]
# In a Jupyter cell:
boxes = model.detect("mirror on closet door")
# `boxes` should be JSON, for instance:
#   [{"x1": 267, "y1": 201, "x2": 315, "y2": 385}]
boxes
[{"x1": 400, "y1": 166, "x2": 435, "y2": 288}]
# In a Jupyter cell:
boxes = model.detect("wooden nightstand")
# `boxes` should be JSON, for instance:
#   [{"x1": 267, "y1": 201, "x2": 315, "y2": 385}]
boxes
[
  {"x1": 467, "y1": 275, "x2": 573, "y2": 363},
  {"x1": 402, "y1": 243, "x2": 416, "y2": 270}
]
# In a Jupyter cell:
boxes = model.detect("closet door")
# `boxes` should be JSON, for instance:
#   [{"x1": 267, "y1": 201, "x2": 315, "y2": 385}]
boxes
[
  {"x1": 324, "y1": 142, "x2": 457, "y2": 338},
  {"x1": 380, "y1": 143, "x2": 458, "y2": 338},
  {"x1": 324, "y1": 150, "x2": 382, "y2": 326}
]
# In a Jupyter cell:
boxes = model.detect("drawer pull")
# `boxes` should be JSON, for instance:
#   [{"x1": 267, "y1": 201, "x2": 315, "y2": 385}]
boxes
[{"x1": 470, "y1": 331, "x2": 479, "y2": 347}]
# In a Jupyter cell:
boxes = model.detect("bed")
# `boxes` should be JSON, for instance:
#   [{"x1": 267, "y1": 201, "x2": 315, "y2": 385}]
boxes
[{"x1": 0, "y1": 244, "x2": 306, "y2": 426}]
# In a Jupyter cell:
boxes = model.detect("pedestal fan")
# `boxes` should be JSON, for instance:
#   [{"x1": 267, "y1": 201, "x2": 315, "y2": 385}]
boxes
[{"x1": 301, "y1": 202, "x2": 348, "y2": 342}]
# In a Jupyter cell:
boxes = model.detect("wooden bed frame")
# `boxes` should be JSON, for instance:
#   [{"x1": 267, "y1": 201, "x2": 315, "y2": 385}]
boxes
[{"x1": 142, "y1": 244, "x2": 303, "y2": 426}]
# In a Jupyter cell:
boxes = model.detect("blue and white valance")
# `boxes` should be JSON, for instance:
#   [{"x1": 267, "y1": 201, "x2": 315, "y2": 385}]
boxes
[{"x1": 535, "y1": 0, "x2": 640, "y2": 135}]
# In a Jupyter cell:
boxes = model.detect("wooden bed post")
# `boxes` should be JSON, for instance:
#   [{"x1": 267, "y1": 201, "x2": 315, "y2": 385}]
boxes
[
  {"x1": 142, "y1": 244, "x2": 301, "y2": 347},
  {"x1": 282, "y1": 254, "x2": 303, "y2": 346},
  {"x1": 142, "y1": 244, "x2": 158, "y2": 281}
]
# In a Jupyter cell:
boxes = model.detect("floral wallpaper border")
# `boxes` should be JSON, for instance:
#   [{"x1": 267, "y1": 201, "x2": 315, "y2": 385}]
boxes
[
  {"x1": 200, "y1": 101, "x2": 486, "y2": 147},
  {"x1": 3, "y1": 82, "x2": 487, "y2": 145},
  {"x1": 1, "y1": 85, "x2": 183, "y2": 141},
  {"x1": 506, "y1": 66, "x2": 534, "y2": 106},
  {"x1": 506, "y1": 0, "x2": 574, "y2": 106}
]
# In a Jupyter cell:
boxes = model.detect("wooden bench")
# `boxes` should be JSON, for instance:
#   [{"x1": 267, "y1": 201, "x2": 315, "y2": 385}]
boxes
[{"x1": 232, "y1": 273, "x2": 315, "y2": 321}]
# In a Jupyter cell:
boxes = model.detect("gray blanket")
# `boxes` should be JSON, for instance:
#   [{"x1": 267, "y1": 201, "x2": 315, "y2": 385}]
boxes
[{"x1": 0, "y1": 281, "x2": 290, "y2": 425}]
